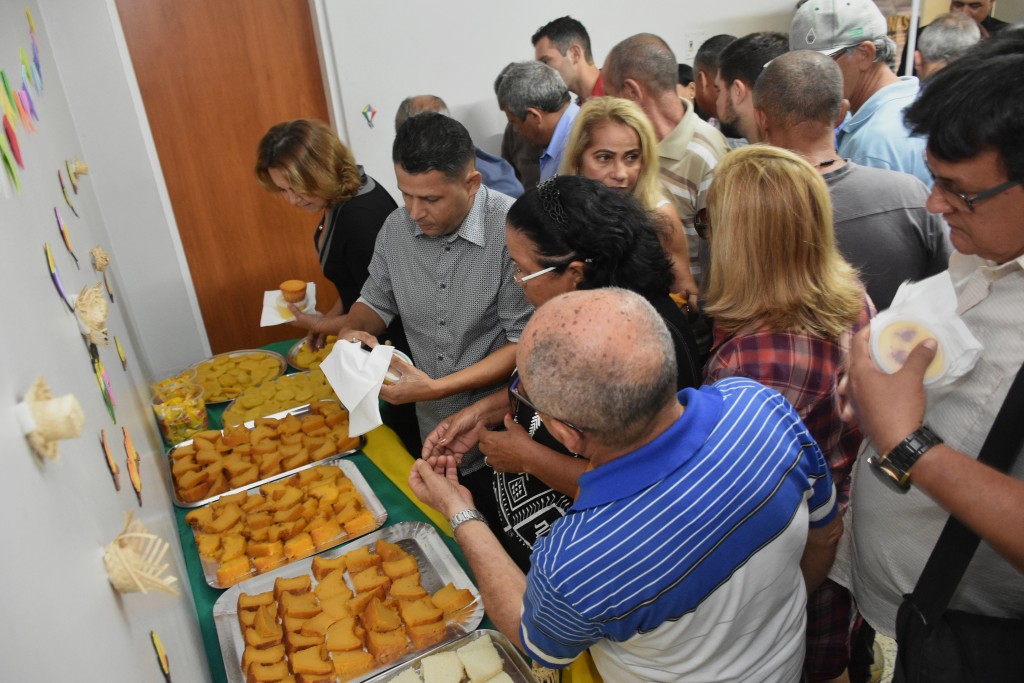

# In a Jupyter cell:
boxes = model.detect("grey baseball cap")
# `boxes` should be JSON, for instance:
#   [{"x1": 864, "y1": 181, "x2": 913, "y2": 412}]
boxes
[{"x1": 790, "y1": 0, "x2": 888, "y2": 55}]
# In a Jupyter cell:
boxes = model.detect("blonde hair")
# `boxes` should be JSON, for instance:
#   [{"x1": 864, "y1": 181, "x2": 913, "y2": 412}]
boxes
[
  {"x1": 255, "y1": 120, "x2": 361, "y2": 206},
  {"x1": 560, "y1": 97, "x2": 664, "y2": 210},
  {"x1": 704, "y1": 145, "x2": 863, "y2": 338}
]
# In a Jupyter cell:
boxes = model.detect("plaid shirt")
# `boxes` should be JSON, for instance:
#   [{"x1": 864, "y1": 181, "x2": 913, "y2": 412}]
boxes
[{"x1": 704, "y1": 302, "x2": 873, "y2": 508}]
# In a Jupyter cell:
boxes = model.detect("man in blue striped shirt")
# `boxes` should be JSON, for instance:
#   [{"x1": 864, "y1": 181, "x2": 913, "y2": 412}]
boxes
[{"x1": 410, "y1": 288, "x2": 842, "y2": 682}]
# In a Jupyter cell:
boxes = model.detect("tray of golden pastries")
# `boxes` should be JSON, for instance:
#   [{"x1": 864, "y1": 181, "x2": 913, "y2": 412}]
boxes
[
  {"x1": 167, "y1": 401, "x2": 364, "y2": 508},
  {"x1": 368, "y1": 630, "x2": 537, "y2": 683},
  {"x1": 191, "y1": 349, "x2": 288, "y2": 403},
  {"x1": 287, "y1": 336, "x2": 339, "y2": 371},
  {"x1": 213, "y1": 521, "x2": 484, "y2": 683},
  {"x1": 187, "y1": 458, "x2": 387, "y2": 589},
  {"x1": 222, "y1": 368, "x2": 337, "y2": 427}
]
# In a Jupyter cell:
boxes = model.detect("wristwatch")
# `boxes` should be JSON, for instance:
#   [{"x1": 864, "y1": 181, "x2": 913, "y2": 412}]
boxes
[
  {"x1": 448, "y1": 508, "x2": 486, "y2": 534},
  {"x1": 868, "y1": 425, "x2": 944, "y2": 493}
]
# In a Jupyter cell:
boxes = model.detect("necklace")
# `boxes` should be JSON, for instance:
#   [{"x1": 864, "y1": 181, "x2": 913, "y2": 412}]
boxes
[{"x1": 816, "y1": 158, "x2": 840, "y2": 168}]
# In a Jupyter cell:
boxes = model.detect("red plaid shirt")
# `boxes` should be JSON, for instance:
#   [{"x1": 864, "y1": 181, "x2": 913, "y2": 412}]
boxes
[{"x1": 704, "y1": 302, "x2": 873, "y2": 509}]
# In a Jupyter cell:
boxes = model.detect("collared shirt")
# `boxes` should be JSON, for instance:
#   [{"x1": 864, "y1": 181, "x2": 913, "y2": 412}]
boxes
[
  {"x1": 837, "y1": 77, "x2": 930, "y2": 187},
  {"x1": 357, "y1": 186, "x2": 533, "y2": 472},
  {"x1": 704, "y1": 299, "x2": 873, "y2": 509},
  {"x1": 474, "y1": 146, "x2": 523, "y2": 198},
  {"x1": 538, "y1": 101, "x2": 581, "y2": 182},
  {"x1": 657, "y1": 100, "x2": 730, "y2": 285},
  {"x1": 832, "y1": 252, "x2": 1024, "y2": 637},
  {"x1": 521, "y1": 379, "x2": 836, "y2": 682}
]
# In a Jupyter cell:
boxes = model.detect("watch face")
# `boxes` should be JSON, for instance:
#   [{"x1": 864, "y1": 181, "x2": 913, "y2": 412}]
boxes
[{"x1": 868, "y1": 455, "x2": 910, "y2": 494}]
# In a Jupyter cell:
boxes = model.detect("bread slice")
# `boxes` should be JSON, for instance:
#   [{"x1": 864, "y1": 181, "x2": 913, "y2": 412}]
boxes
[
  {"x1": 420, "y1": 651, "x2": 464, "y2": 683},
  {"x1": 456, "y1": 634, "x2": 503, "y2": 682}
]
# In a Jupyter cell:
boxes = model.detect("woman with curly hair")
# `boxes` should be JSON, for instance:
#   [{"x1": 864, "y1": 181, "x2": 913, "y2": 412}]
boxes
[
  {"x1": 701, "y1": 145, "x2": 872, "y2": 681},
  {"x1": 422, "y1": 175, "x2": 700, "y2": 570},
  {"x1": 255, "y1": 119, "x2": 399, "y2": 349},
  {"x1": 561, "y1": 96, "x2": 699, "y2": 304}
]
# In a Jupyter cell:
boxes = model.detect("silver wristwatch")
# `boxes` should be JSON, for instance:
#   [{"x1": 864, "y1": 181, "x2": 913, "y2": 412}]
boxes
[{"x1": 449, "y1": 508, "x2": 486, "y2": 534}]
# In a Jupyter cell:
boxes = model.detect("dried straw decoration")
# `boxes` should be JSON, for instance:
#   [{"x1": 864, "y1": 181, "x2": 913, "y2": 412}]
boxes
[{"x1": 103, "y1": 513, "x2": 180, "y2": 596}]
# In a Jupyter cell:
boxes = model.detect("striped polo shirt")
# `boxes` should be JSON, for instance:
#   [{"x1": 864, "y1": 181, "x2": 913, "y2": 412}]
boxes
[{"x1": 520, "y1": 378, "x2": 837, "y2": 682}]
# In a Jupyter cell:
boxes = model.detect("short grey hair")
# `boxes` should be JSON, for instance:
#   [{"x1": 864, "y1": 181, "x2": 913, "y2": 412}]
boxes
[
  {"x1": 520, "y1": 288, "x2": 678, "y2": 450},
  {"x1": 495, "y1": 61, "x2": 570, "y2": 119},
  {"x1": 918, "y1": 13, "x2": 981, "y2": 65},
  {"x1": 873, "y1": 36, "x2": 898, "y2": 69},
  {"x1": 395, "y1": 95, "x2": 450, "y2": 131}
]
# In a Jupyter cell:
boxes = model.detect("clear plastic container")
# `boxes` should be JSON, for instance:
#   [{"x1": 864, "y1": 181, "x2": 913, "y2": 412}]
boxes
[
  {"x1": 152, "y1": 382, "x2": 208, "y2": 444},
  {"x1": 149, "y1": 367, "x2": 198, "y2": 396}
]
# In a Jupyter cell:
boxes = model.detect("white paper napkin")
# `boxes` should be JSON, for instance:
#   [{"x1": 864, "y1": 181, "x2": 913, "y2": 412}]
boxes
[
  {"x1": 869, "y1": 272, "x2": 982, "y2": 387},
  {"x1": 319, "y1": 340, "x2": 394, "y2": 436},
  {"x1": 259, "y1": 282, "x2": 317, "y2": 327}
]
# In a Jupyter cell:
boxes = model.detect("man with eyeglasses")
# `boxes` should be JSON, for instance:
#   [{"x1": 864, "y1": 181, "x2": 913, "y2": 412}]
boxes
[
  {"x1": 410, "y1": 287, "x2": 842, "y2": 682},
  {"x1": 833, "y1": 28, "x2": 1024, "y2": 680},
  {"x1": 790, "y1": 0, "x2": 931, "y2": 187}
]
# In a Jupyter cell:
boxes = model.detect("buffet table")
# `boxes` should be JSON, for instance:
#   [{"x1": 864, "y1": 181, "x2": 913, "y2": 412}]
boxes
[{"x1": 169, "y1": 339, "x2": 478, "y2": 683}]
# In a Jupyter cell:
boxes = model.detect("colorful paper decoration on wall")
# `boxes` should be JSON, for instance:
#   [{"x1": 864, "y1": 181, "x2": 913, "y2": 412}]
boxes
[
  {"x1": 362, "y1": 104, "x2": 376, "y2": 128},
  {"x1": 0, "y1": 121, "x2": 17, "y2": 193},
  {"x1": 44, "y1": 242, "x2": 73, "y2": 311},
  {"x1": 123, "y1": 427, "x2": 142, "y2": 506},
  {"x1": 57, "y1": 170, "x2": 78, "y2": 216},
  {"x1": 100, "y1": 428, "x2": 120, "y2": 491},
  {"x1": 3, "y1": 115, "x2": 22, "y2": 168},
  {"x1": 89, "y1": 343, "x2": 117, "y2": 423},
  {"x1": 115, "y1": 336, "x2": 128, "y2": 370},
  {"x1": 151, "y1": 631, "x2": 172, "y2": 682},
  {"x1": 54, "y1": 207, "x2": 79, "y2": 267},
  {"x1": 19, "y1": 82, "x2": 38, "y2": 122}
]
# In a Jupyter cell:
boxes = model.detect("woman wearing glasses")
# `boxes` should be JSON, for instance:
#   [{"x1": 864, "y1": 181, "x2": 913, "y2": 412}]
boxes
[
  {"x1": 560, "y1": 97, "x2": 700, "y2": 308},
  {"x1": 701, "y1": 145, "x2": 872, "y2": 681},
  {"x1": 422, "y1": 175, "x2": 700, "y2": 570}
]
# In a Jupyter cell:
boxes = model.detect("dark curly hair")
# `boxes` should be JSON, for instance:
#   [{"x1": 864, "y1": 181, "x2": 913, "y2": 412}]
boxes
[{"x1": 506, "y1": 175, "x2": 673, "y2": 298}]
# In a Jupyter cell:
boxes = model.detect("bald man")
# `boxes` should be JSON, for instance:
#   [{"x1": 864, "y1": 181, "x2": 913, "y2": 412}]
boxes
[{"x1": 410, "y1": 288, "x2": 842, "y2": 682}]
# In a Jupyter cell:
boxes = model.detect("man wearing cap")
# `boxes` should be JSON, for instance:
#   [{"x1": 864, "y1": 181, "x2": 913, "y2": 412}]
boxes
[{"x1": 790, "y1": 0, "x2": 931, "y2": 187}]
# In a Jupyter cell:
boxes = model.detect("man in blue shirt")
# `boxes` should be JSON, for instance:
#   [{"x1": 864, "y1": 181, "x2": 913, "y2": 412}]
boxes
[
  {"x1": 790, "y1": 0, "x2": 931, "y2": 187},
  {"x1": 494, "y1": 61, "x2": 580, "y2": 182},
  {"x1": 410, "y1": 288, "x2": 842, "y2": 682}
]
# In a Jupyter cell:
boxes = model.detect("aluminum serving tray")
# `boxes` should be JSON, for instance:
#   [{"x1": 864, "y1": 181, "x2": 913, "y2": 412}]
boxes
[
  {"x1": 194, "y1": 457, "x2": 386, "y2": 589},
  {"x1": 166, "y1": 403, "x2": 365, "y2": 508},
  {"x1": 190, "y1": 348, "x2": 288, "y2": 404},
  {"x1": 213, "y1": 521, "x2": 484, "y2": 683},
  {"x1": 286, "y1": 338, "x2": 337, "y2": 371},
  {"x1": 367, "y1": 629, "x2": 537, "y2": 683}
]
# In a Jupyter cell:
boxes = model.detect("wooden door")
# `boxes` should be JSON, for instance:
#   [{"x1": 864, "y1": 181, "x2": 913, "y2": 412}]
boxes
[{"x1": 116, "y1": 0, "x2": 335, "y2": 353}]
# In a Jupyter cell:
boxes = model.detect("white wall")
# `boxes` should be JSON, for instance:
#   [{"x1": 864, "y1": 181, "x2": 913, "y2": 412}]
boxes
[
  {"x1": 312, "y1": 0, "x2": 798, "y2": 201},
  {"x1": 0, "y1": 1, "x2": 210, "y2": 680}
]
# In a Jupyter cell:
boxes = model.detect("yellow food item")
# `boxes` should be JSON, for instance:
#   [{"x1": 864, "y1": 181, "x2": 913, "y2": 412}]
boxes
[
  {"x1": 875, "y1": 319, "x2": 946, "y2": 381},
  {"x1": 431, "y1": 583, "x2": 475, "y2": 615},
  {"x1": 192, "y1": 351, "x2": 283, "y2": 403},
  {"x1": 233, "y1": 537, "x2": 470, "y2": 682},
  {"x1": 216, "y1": 555, "x2": 252, "y2": 587},
  {"x1": 279, "y1": 280, "x2": 308, "y2": 304},
  {"x1": 291, "y1": 336, "x2": 338, "y2": 371},
  {"x1": 222, "y1": 371, "x2": 338, "y2": 427}
]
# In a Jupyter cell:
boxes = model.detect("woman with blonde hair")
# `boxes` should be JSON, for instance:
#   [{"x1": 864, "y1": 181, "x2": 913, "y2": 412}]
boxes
[
  {"x1": 561, "y1": 96, "x2": 699, "y2": 304},
  {"x1": 702, "y1": 144, "x2": 872, "y2": 681}
]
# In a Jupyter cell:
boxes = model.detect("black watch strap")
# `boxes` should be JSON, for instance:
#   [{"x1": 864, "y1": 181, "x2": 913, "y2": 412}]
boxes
[{"x1": 873, "y1": 425, "x2": 943, "y2": 491}]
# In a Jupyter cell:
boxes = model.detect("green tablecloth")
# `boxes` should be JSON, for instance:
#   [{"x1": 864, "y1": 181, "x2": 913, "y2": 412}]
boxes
[{"x1": 170, "y1": 339, "x2": 483, "y2": 683}]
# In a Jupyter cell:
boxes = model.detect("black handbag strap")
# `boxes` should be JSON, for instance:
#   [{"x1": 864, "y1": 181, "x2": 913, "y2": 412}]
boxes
[{"x1": 910, "y1": 362, "x2": 1024, "y2": 626}]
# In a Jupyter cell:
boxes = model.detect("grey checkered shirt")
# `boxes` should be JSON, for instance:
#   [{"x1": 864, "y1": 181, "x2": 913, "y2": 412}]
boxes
[{"x1": 357, "y1": 185, "x2": 533, "y2": 473}]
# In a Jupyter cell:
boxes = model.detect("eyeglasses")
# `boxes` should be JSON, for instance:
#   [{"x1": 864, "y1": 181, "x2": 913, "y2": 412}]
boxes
[
  {"x1": 508, "y1": 374, "x2": 585, "y2": 435},
  {"x1": 512, "y1": 265, "x2": 558, "y2": 285},
  {"x1": 694, "y1": 208, "x2": 710, "y2": 240},
  {"x1": 928, "y1": 170, "x2": 1022, "y2": 212}
]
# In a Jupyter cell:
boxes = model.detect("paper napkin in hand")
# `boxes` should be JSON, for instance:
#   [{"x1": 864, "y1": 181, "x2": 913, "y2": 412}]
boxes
[
  {"x1": 259, "y1": 282, "x2": 316, "y2": 327},
  {"x1": 869, "y1": 272, "x2": 982, "y2": 387},
  {"x1": 319, "y1": 340, "x2": 394, "y2": 436}
]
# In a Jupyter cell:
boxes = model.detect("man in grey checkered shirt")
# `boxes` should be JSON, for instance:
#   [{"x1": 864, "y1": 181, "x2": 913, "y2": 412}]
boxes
[{"x1": 309, "y1": 113, "x2": 533, "y2": 512}]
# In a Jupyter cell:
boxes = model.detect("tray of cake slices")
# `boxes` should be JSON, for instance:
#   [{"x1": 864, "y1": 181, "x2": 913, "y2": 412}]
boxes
[
  {"x1": 213, "y1": 521, "x2": 484, "y2": 683},
  {"x1": 166, "y1": 400, "x2": 364, "y2": 508},
  {"x1": 185, "y1": 457, "x2": 387, "y2": 588},
  {"x1": 367, "y1": 629, "x2": 537, "y2": 683}
]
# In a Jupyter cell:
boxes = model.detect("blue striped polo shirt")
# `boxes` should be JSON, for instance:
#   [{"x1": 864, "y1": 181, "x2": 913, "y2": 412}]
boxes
[{"x1": 520, "y1": 378, "x2": 837, "y2": 677}]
